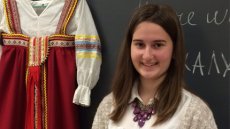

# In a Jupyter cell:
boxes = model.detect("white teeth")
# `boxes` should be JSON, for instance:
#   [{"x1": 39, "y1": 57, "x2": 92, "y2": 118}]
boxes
[
  {"x1": 142, "y1": 62, "x2": 157, "y2": 66},
  {"x1": 145, "y1": 64, "x2": 153, "y2": 66}
]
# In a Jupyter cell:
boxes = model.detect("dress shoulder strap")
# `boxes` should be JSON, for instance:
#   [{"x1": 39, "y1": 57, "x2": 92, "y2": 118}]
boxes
[
  {"x1": 3, "y1": 0, "x2": 78, "y2": 35},
  {"x1": 55, "y1": 0, "x2": 78, "y2": 35},
  {"x1": 3, "y1": 0, "x2": 22, "y2": 34}
]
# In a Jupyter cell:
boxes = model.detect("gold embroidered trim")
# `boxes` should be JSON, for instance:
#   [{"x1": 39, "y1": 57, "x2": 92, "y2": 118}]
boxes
[
  {"x1": 2, "y1": 33, "x2": 29, "y2": 47},
  {"x1": 3, "y1": 0, "x2": 21, "y2": 33},
  {"x1": 49, "y1": 34, "x2": 75, "y2": 39},
  {"x1": 61, "y1": 0, "x2": 78, "y2": 34},
  {"x1": 3, "y1": 39, "x2": 28, "y2": 47},
  {"x1": 43, "y1": 65, "x2": 48, "y2": 129},
  {"x1": 28, "y1": 37, "x2": 49, "y2": 66},
  {"x1": 3, "y1": 0, "x2": 12, "y2": 33},
  {"x1": 49, "y1": 41, "x2": 74, "y2": 47},
  {"x1": 2, "y1": 34, "x2": 75, "y2": 47},
  {"x1": 2, "y1": 33, "x2": 29, "y2": 38}
]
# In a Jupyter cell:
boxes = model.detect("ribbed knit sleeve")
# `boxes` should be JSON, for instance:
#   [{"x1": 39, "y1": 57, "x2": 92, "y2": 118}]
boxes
[{"x1": 92, "y1": 94, "x2": 113, "y2": 129}]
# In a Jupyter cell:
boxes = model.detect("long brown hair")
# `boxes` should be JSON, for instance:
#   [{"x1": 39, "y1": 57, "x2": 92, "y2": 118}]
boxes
[{"x1": 110, "y1": 4, "x2": 186, "y2": 125}]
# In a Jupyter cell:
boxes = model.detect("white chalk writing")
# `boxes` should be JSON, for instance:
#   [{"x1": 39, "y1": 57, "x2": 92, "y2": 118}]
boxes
[
  {"x1": 208, "y1": 51, "x2": 220, "y2": 75},
  {"x1": 222, "y1": 53, "x2": 230, "y2": 77},
  {"x1": 192, "y1": 52, "x2": 205, "y2": 76},
  {"x1": 177, "y1": 12, "x2": 197, "y2": 26},
  {"x1": 207, "y1": 9, "x2": 229, "y2": 25},
  {"x1": 186, "y1": 51, "x2": 229, "y2": 77},
  {"x1": 178, "y1": 9, "x2": 230, "y2": 26},
  {"x1": 138, "y1": 1, "x2": 230, "y2": 26}
]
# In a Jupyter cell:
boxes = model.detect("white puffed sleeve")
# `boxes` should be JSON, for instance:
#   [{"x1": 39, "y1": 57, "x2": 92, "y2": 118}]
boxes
[{"x1": 72, "y1": 0, "x2": 101, "y2": 106}]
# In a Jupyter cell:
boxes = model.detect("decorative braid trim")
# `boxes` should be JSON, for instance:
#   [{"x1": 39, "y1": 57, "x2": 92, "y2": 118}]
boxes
[
  {"x1": 2, "y1": 34, "x2": 75, "y2": 47},
  {"x1": 42, "y1": 65, "x2": 48, "y2": 129},
  {"x1": 2, "y1": 33, "x2": 29, "y2": 47},
  {"x1": 62, "y1": 0, "x2": 78, "y2": 34},
  {"x1": 28, "y1": 36, "x2": 49, "y2": 66},
  {"x1": 49, "y1": 34, "x2": 75, "y2": 47},
  {"x1": 55, "y1": 0, "x2": 78, "y2": 34},
  {"x1": 3, "y1": 0, "x2": 22, "y2": 33}
]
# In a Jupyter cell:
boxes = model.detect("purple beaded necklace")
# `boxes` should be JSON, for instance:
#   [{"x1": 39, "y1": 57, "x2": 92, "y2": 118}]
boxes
[{"x1": 131, "y1": 99, "x2": 157, "y2": 128}]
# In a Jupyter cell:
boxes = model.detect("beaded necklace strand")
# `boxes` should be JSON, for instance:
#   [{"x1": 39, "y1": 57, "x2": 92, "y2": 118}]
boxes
[{"x1": 131, "y1": 98, "x2": 157, "y2": 128}]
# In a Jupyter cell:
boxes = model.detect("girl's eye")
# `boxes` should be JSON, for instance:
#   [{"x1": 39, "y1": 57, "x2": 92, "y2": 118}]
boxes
[
  {"x1": 153, "y1": 43, "x2": 164, "y2": 48},
  {"x1": 134, "y1": 42, "x2": 144, "y2": 48}
]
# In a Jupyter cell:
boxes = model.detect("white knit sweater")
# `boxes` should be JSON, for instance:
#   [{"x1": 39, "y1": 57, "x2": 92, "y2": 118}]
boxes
[{"x1": 92, "y1": 89, "x2": 217, "y2": 129}]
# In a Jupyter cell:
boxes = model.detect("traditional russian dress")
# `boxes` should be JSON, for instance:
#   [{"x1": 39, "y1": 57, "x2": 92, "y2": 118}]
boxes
[{"x1": 0, "y1": 0, "x2": 101, "y2": 129}]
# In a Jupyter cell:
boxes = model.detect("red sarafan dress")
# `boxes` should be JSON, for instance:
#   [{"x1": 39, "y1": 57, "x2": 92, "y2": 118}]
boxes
[{"x1": 0, "y1": 0, "x2": 101, "y2": 129}]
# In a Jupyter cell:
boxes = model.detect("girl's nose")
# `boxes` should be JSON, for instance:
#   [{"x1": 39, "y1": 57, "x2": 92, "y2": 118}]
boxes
[{"x1": 143, "y1": 47, "x2": 153, "y2": 60}]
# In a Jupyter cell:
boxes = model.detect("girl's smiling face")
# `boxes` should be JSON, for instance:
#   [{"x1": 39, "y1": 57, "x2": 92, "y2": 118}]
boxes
[{"x1": 131, "y1": 21, "x2": 173, "y2": 81}]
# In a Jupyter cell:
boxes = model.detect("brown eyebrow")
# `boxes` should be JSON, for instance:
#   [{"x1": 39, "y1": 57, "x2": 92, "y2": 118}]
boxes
[
  {"x1": 132, "y1": 39, "x2": 167, "y2": 43},
  {"x1": 153, "y1": 40, "x2": 167, "y2": 43},
  {"x1": 132, "y1": 39, "x2": 143, "y2": 42}
]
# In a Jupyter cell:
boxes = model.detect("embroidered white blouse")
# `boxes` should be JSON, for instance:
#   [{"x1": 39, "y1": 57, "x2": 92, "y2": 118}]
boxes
[
  {"x1": 92, "y1": 83, "x2": 218, "y2": 129},
  {"x1": 0, "y1": 0, "x2": 101, "y2": 106}
]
